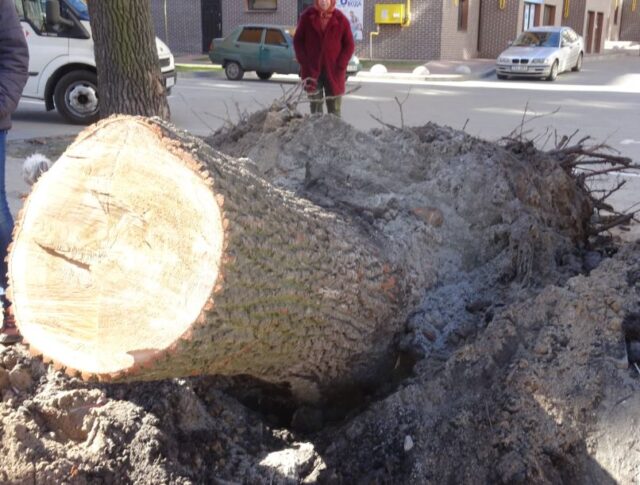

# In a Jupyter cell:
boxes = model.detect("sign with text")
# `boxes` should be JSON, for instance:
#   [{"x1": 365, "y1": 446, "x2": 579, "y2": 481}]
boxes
[{"x1": 336, "y1": 0, "x2": 364, "y2": 42}]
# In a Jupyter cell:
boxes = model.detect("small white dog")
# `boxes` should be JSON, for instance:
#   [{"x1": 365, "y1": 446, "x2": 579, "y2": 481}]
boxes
[{"x1": 22, "y1": 153, "x2": 52, "y2": 186}]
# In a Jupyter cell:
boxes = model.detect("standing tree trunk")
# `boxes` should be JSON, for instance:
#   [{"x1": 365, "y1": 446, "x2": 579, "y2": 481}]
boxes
[
  {"x1": 8, "y1": 116, "x2": 407, "y2": 402},
  {"x1": 87, "y1": 0, "x2": 170, "y2": 120}
]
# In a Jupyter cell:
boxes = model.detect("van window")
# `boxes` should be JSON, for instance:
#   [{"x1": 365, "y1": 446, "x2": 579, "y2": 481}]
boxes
[
  {"x1": 238, "y1": 27, "x2": 263, "y2": 44},
  {"x1": 18, "y1": 0, "x2": 88, "y2": 38},
  {"x1": 13, "y1": 0, "x2": 25, "y2": 17},
  {"x1": 66, "y1": 0, "x2": 88, "y2": 20},
  {"x1": 19, "y1": 0, "x2": 46, "y2": 31}
]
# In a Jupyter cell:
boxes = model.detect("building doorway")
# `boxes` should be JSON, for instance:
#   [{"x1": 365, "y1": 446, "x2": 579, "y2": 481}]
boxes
[
  {"x1": 594, "y1": 12, "x2": 603, "y2": 53},
  {"x1": 201, "y1": 0, "x2": 222, "y2": 53},
  {"x1": 586, "y1": 11, "x2": 595, "y2": 53}
]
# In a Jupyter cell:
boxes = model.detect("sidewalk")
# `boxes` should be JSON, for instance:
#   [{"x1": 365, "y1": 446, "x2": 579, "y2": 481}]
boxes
[{"x1": 175, "y1": 43, "x2": 638, "y2": 82}]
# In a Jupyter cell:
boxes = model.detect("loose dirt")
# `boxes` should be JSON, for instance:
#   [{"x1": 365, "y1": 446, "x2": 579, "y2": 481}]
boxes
[{"x1": 1, "y1": 108, "x2": 639, "y2": 484}]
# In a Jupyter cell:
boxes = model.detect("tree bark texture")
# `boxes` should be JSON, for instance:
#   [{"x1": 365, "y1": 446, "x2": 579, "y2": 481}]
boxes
[
  {"x1": 8, "y1": 116, "x2": 407, "y2": 402},
  {"x1": 87, "y1": 0, "x2": 170, "y2": 120}
]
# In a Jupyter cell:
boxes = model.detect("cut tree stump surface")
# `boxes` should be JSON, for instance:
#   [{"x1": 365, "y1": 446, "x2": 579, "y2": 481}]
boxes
[{"x1": 8, "y1": 116, "x2": 407, "y2": 401}]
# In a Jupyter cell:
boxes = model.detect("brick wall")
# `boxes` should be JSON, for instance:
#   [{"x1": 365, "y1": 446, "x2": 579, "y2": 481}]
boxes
[
  {"x1": 562, "y1": 0, "x2": 586, "y2": 33},
  {"x1": 364, "y1": 0, "x2": 443, "y2": 60},
  {"x1": 440, "y1": 0, "x2": 481, "y2": 59},
  {"x1": 150, "y1": 0, "x2": 631, "y2": 60},
  {"x1": 619, "y1": 2, "x2": 640, "y2": 41},
  {"x1": 222, "y1": 1, "x2": 298, "y2": 34},
  {"x1": 150, "y1": 0, "x2": 203, "y2": 55},
  {"x1": 477, "y1": 0, "x2": 519, "y2": 58}
]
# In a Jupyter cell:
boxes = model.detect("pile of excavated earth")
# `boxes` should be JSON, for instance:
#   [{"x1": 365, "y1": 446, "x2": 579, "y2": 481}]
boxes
[{"x1": 1, "y1": 106, "x2": 639, "y2": 484}]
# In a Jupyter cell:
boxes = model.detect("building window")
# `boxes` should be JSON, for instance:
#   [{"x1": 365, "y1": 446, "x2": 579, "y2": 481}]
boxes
[
  {"x1": 523, "y1": 3, "x2": 536, "y2": 29},
  {"x1": 543, "y1": 5, "x2": 555, "y2": 25},
  {"x1": 458, "y1": 0, "x2": 468, "y2": 31},
  {"x1": 247, "y1": 0, "x2": 277, "y2": 11}
]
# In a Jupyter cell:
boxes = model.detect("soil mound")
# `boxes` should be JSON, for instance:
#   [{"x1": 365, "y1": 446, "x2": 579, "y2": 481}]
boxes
[{"x1": 1, "y1": 109, "x2": 638, "y2": 484}]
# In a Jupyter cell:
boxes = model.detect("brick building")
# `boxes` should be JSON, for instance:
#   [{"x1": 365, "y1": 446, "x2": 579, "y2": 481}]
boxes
[
  {"x1": 620, "y1": 0, "x2": 640, "y2": 41},
  {"x1": 149, "y1": 0, "x2": 638, "y2": 59}
]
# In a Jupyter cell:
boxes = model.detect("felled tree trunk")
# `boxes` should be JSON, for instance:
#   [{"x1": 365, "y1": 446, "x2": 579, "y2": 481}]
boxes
[{"x1": 8, "y1": 116, "x2": 407, "y2": 401}]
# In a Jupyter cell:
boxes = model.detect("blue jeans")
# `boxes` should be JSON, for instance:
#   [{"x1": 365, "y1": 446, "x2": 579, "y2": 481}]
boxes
[{"x1": 0, "y1": 130, "x2": 14, "y2": 290}]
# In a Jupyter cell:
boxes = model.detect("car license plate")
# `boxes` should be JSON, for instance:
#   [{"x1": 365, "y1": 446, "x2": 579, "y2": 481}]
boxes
[
  {"x1": 512, "y1": 65, "x2": 528, "y2": 72},
  {"x1": 165, "y1": 76, "x2": 175, "y2": 88}
]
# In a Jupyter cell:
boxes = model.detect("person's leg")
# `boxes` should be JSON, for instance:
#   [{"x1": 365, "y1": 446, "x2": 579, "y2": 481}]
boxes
[
  {"x1": 0, "y1": 130, "x2": 13, "y2": 291},
  {"x1": 308, "y1": 78, "x2": 324, "y2": 114},
  {"x1": 324, "y1": 81, "x2": 342, "y2": 117},
  {"x1": 0, "y1": 130, "x2": 19, "y2": 344},
  {"x1": 326, "y1": 95, "x2": 342, "y2": 117}
]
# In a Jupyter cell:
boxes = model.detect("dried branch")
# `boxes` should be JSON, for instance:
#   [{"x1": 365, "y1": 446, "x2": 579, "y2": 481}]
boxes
[
  {"x1": 507, "y1": 103, "x2": 561, "y2": 141},
  {"x1": 394, "y1": 88, "x2": 411, "y2": 129},
  {"x1": 370, "y1": 113, "x2": 399, "y2": 131},
  {"x1": 589, "y1": 212, "x2": 636, "y2": 236}
]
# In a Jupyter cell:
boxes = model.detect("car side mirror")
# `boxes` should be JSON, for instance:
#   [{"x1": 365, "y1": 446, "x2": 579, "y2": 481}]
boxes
[{"x1": 45, "y1": 0, "x2": 74, "y2": 29}]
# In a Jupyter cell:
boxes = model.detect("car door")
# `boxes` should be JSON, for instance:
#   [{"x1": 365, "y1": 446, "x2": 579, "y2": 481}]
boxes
[
  {"x1": 568, "y1": 29, "x2": 581, "y2": 65},
  {"x1": 235, "y1": 26, "x2": 263, "y2": 71},
  {"x1": 259, "y1": 28, "x2": 294, "y2": 74},
  {"x1": 560, "y1": 30, "x2": 574, "y2": 72}
]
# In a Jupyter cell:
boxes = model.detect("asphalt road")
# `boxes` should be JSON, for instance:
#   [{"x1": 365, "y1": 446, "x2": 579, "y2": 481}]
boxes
[{"x1": 10, "y1": 55, "x2": 640, "y2": 236}]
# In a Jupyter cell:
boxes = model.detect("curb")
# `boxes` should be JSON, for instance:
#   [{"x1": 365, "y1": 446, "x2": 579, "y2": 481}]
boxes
[{"x1": 353, "y1": 67, "x2": 496, "y2": 82}]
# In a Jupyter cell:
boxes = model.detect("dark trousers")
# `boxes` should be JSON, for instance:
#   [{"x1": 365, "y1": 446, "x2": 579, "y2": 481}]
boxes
[
  {"x1": 309, "y1": 73, "x2": 342, "y2": 117},
  {"x1": 0, "y1": 130, "x2": 13, "y2": 291}
]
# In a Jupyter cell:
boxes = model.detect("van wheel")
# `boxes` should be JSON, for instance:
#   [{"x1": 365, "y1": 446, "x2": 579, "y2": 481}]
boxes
[
  {"x1": 54, "y1": 70, "x2": 100, "y2": 125},
  {"x1": 225, "y1": 61, "x2": 244, "y2": 81},
  {"x1": 256, "y1": 71, "x2": 273, "y2": 80}
]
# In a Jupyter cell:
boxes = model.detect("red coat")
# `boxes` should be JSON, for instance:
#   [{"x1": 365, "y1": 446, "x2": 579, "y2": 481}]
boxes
[{"x1": 293, "y1": 7, "x2": 355, "y2": 96}]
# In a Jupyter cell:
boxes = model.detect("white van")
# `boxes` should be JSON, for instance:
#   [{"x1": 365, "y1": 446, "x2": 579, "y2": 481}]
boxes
[{"x1": 15, "y1": 0, "x2": 176, "y2": 124}]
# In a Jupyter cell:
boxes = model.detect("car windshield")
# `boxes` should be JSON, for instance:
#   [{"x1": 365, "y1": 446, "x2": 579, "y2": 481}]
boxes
[
  {"x1": 512, "y1": 31, "x2": 560, "y2": 48},
  {"x1": 65, "y1": 0, "x2": 89, "y2": 20}
]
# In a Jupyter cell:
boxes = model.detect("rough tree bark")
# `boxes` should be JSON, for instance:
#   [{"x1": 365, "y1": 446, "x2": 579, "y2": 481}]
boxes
[
  {"x1": 8, "y1": 116, "x2": 407, "y2": 402},
  {"x1": 87, "y1": 0, "x2": 170, "y2": 120}
]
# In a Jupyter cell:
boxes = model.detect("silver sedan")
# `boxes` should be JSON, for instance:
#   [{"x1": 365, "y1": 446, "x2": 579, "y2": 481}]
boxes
[{"x1": 496, "y1": 26, "x2": 584, "y2": 81}]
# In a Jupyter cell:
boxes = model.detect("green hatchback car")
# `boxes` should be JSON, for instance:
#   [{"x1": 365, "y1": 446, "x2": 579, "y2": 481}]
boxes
[{"x1": 209, "y1": 24, "x2": 361, "y2": 81}]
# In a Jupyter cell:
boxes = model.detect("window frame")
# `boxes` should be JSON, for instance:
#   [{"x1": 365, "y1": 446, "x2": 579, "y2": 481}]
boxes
[{"x1": 246, "y1": 0, "x2": 277, "y2": 12}]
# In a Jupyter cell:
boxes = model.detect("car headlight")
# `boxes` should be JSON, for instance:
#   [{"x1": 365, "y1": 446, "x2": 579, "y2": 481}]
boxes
[
  {"x1": 497, "y1": 57, "x2": 510, "y2": 64},
  {"x1": 531, "y1": 58, "x2": 549, "y2": 64}
]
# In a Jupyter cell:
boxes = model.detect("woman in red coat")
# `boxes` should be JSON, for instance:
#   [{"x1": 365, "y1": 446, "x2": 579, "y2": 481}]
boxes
[{"x1": 294, "y1": 0, "x2": 355, "y2": 116}]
